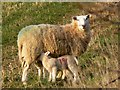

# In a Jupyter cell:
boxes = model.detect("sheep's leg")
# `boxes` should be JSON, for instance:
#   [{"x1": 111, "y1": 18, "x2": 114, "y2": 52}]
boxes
[
  {"x1": 52, "y1": 67, "x2": 57, "y2": 82},
  {"x1": 62, "y1": 69, "x2": 66, "y2": 80},
  {"x1": 22, "y1": 62, "x2": 29, "y2": 85}
]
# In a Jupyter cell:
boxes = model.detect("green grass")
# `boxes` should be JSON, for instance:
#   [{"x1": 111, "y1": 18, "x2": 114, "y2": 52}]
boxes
[
  {"x1": 2, "y1": 2, "x2": 119, "y2": 88},
  {"x1": 2, "y1": 2, "x2": 80, "y2": 46}
]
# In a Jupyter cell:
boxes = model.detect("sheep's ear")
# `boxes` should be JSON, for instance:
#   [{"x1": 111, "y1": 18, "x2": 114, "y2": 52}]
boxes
[
  {"x1": 86, "y1": 15, "x2": 90, "y2": 20},
  {"x1": 73, "y1": 16, "x2": 77, "y2": 20},
  {"x1": 86, "y1": 14, "x2": 91, "y2": 20}
]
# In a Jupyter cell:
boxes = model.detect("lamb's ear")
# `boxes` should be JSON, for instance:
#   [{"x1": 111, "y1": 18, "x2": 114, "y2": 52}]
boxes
[
  {"x1": 72, "y1": 16, "x2": 77, "y2": 20},
  {"x1": 45, "y1": 51, "x2": 50, "y2": 55}
]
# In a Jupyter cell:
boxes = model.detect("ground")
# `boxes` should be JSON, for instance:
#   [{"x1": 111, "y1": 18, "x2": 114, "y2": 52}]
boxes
[{"x1": 1, "y1": 2, "x2": 119, "y2": 88}]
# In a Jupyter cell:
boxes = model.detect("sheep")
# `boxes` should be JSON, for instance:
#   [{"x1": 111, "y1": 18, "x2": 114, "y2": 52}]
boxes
[
  {"x1": 17, "y1": 15, "x2": 91, "y2": 84},
  {"x1": 40, "y1": 51, "x2": 80, "y2": 83}
]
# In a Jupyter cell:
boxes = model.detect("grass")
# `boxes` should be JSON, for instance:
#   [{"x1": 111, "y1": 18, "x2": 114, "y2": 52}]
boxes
[{"x1": 2, "y1": 2, "x2": 119, "y2": 88}]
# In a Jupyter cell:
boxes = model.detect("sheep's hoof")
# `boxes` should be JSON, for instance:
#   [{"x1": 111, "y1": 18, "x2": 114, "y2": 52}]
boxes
[
  {"x1": 48, "y1": 79, "x2": 51, "y2": 82},
  {"x1": 62, "y1": 77, "x2": 67, "y2": 82},
  {"x1": 52, "y1": 81, "x2": 56, "y2": 83},
  {"x1": 62, "y1": 76, "x2": 65, "y2": 80},
  {"x1": 73, "y1": 80, "x2": 79, "y2": 85},
  {"x1": 76, "y1": 81, "x2": 79, "y2": 85},
  {"x1": 23, "y1": 81, "x2": 27, "y2": 85}
]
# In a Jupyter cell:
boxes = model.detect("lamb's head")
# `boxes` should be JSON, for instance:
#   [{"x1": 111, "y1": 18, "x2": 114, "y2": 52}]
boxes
[
  {"x1": 40, "y1": 51, "x2": 50, "y2": 61},
  {"x1": 72, "y1": 15, "x2": 90, "y2": 31}
]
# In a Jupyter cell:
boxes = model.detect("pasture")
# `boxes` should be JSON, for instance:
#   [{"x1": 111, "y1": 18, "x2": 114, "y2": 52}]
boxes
[{"x1": 2, "y1": 2, "x2": 119, "y2": 88}]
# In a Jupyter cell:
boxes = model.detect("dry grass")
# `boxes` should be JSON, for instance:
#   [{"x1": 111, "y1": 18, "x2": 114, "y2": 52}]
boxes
[{"x1": 2, "y1": 2, "x2": 119, "y2": 88}]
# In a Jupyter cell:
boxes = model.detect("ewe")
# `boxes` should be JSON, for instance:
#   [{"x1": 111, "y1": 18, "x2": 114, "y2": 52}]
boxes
[{"x1": 17, "y1": 15, "x2": 91, "y2": 84}]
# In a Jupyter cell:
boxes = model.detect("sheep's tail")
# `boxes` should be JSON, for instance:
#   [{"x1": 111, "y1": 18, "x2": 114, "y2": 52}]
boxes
[
  {"x1": 73, "y1": 57, "x2": 80, "y2": 76},
  {"x1": 74, "y1": 57, "x2": 79, "y2": 65}
]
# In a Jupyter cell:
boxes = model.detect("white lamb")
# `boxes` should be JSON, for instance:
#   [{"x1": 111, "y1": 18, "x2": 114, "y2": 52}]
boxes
[{"x1": 40, "y1": 51, "x2": 80, "y2": 83}]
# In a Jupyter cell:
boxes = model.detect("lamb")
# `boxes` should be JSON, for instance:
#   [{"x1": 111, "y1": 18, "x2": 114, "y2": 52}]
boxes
[
  {"x1": 17, "y1": 15, "x2": 91, "y2": 84},
  {"x1": 40, "y1": 51, "x2": 80, "y2": 83}
]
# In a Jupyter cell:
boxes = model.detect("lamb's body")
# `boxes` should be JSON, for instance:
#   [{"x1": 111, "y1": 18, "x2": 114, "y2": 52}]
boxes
[
  {"x1": 17, "y1": 15, "x2": 91, "y2": 84},
  {"x1": 40, "y1": 51, "x2": 80, "y2": 83}
]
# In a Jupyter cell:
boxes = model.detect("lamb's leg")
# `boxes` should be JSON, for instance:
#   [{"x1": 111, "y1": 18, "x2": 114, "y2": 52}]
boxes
[
  {"x1": 52, "y1": 67, "x2": 57, "y2": 82},
  {"x1": 43, "y1": 68, "x2": 46, "y2": 79},
  {"x1": 68, "y1": 65, "x2": 80, "y2": 84},
  {"x1": 35, "y1": 64, "x2": 42, "y2": 81},
  {"x1": 22, "y1": 62, "x2": 29, "y2": 85},
  {"x1": 73, "y1": 71, "x2": 79, "y2": 82},
  {"x1": 74, "y1": 72, "x2": 80, "y2": 84},
  {"x1": 62, "y1": 69, "x2": 66, "y2": 80},
  {"x1": 48, "y1": 72, "x2": 52, "y2": 82}
]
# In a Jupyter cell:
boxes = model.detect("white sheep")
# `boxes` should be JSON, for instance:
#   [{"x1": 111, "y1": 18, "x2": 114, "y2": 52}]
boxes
[
  {"x1": 40, "y1": 51, "x2": 80, "y2": 83},
  {"x1": 17, "y1": 15, "x2": 91, "y2": 84}
]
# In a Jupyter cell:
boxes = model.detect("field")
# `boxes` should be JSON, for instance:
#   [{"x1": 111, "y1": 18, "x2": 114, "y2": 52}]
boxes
[{"x1": 2, "y1": 2, "x2": 119, "y2": 88}]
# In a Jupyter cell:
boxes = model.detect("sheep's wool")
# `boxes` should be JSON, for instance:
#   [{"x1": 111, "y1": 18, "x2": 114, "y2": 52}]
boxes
[{"x1": 18, "y1": 24, "x2": 91, "y2": 58}]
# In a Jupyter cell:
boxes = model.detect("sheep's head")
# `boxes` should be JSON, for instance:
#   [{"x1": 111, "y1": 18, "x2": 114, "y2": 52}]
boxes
[{"x1": 72, "y1": 15, "x2": 90, "y2": 31}]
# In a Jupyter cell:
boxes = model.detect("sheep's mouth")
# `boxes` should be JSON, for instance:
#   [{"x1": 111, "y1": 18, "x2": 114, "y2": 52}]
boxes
[{"x1": 82, "y1": 25, "x2": 86, "y2": 29}]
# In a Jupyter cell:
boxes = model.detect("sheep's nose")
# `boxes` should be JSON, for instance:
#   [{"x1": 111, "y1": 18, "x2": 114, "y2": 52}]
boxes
[{"x1": 82, "y1": 25, "x2": 85, "y2": 29}]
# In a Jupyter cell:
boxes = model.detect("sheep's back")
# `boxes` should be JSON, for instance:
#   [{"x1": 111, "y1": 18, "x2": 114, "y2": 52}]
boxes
[{"x1": 18, "y1": 24, "x2": 91, "y2": 59}]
